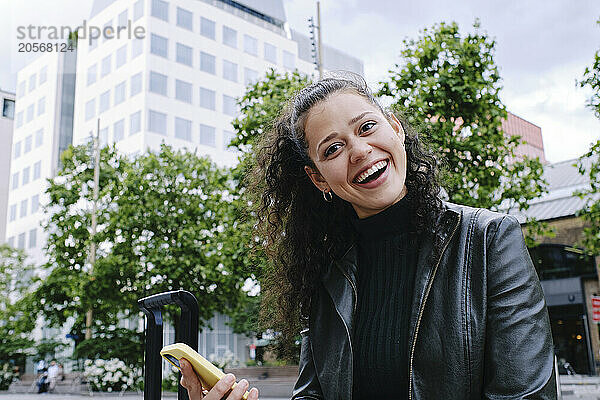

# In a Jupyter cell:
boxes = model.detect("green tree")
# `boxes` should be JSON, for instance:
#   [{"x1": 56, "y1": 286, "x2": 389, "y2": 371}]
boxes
[
  {"x1": 379, "y1": 21, "x2": 547, "y2": 221},
  {"x1": 35, "y1": 144, "x2": 128, "y2": 330},
  {"x1": 34, "y1": 143, "x2": 256, "y2": 359},
  {"x1": 106, "y1": 145, "x2": 252, "y2": 329},
  {"x1": 0, "y1": 244, "x2": 37, "y2": 368},
  {"x1": 576, "y1": 22, "x2": 600, "y2": 255}
]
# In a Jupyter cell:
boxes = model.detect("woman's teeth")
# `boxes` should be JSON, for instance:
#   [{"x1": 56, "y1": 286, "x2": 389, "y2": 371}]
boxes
[{"x1": 355, "y1": 160, "x2": 388, "y2": 183}]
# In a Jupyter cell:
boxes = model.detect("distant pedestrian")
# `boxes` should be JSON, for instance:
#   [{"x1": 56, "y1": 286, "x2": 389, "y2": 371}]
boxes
[
  {"x1": 47, "y1": 360, "x2": 59, "y2": 392},
  {"x1": 58, "y1": 363, "x2": 65, "y2": 381},
  {"x1": 36, "y1": 359, "x2": 46, "y2": 375},
  {"x1": 36, "y1": 371, "x2": 48, "y2": 393}
]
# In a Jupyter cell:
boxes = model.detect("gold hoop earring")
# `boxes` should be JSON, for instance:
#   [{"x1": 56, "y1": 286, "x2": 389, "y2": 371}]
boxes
[{"x1": 322, "y1": 189, "x2": 333, "y2": 203}]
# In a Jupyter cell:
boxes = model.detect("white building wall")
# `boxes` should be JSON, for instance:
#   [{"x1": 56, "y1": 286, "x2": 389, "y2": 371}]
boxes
[
  {"x1": 0, "y1": 90, "x2": 16, "y2": 243},
  {"x1": 72, "y1": 0, "x2": 317, "y2": 167},
  {"x1": 5, "y1": 53, "x2": 62, "y2": 267}
]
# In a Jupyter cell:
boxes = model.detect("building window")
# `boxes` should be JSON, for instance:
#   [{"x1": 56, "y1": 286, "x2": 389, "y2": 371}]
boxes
[
  {"x1": 175, "y1": 79, "x2": 192, "y2": 103},
  {"x1": 9, "y1": 204, "x2": 17, "y2": 222},
  {"x1": 176, "y1": 43, "x2": 193, "y2": 67},
  {"x1": 131, "y1": 72, "x2": 142, "y2": 96},
  {"x1": 199, "y1": 87, "x2": 215, "y2": 110},
  {"x1": 149, "y1": 71, "x2": 168, "y2": 96},
  {"x1": 13, "y1": 141, "x2": 21, "y2": 159},
  {"x1": 115, "y1": 81, "x2": 126, "y2": 105},
  {"x1": 199, "y1": 124, "x2": 215, "y2": 147},
  {"x1": 175, "y1": 117, "x2": 192, "y2": 141},
  {"x1": 244, "y1": 34, "x2": 258, "y2": 56},
  {"x1": 264, "y1": 42, "x2": 276, "y2": 64},
  {"x1": 85, "y1": 99, "x2": 96, "y2": 121},
  {"x1": 39, "y1": 66, "x2": 48, "y2": 84},
  {"x1": 22, "y1": 166, "x2": 30, "y2": 186},
  {"x1": 29, "y1": 229, "x2": 37, "y2": 248},
  {"x1": 101, "y1": 54, "x2": 112, "y2": 77},
  {"x1": 16, "y1": 111, "x2": 23, "y2": 127},
  {"x1": 151, "y1": 0, "x2": 169, "y2": 21},
  {"x1": 244, "y1": 67, "x2": 258, "y2": 86},
  {"x1": 17, "y1": 233, "x2": 25, "y2": 249},
  {"x1": 26, "y1": 104, "x2": 34, "y2": 122},
  {"x1": 223, "y1": 60, "x2": 237, "y2": 82},
  {"x1": 223, "y1": 95, "x2": 237, "y2": 116},
  {"x1": 7, "y1": 237, "x2": 14, "y2": 247},
  {"x1": 223, "y1": 130, "x2": 236, "y2": 151},
  {"x1": 24, "y1": 135, "x2": 32, "y2": 153},
  {"x1": 114, "y1": 119, "x2": 125, "y2": 142},
  {"x1": 177, "y1": 7, "x2": 193, "y2": 30},
  {"x1": 118, "y1": 10, "x2": 128, "y2": 27},
  {"x1": 29, "y1": 74, "x2": 36, "y2": 92},
  {"x1": 3, "y1": 99, "x2": 15, "y2": 119},
  {"x1": 31, "y1": 194, "x2": 40, "y2": 213},
  {"x1": 37, "y1": 97, "x2": 45, "y2": 115},
  {"x1": 103, "y1": 20, "x2": 113, "y2": 43},
  {"x1": 116, "y1": 44, "x2": 128, "y2": 68},
  {"x1": 20, "y1": 199, "x2": 28, "y2": 218},
  {"x1": 18, "y1": 81, "x2": 25, "y2": 96},
  {"x1": 200, "y1": 17, "x2": 215, "y2": 40},
  {"x1": 200, "y1": 52, "x2": 215, "y2": 74},
  {"x1": 99, "y1": 127, "x2": 108, "y2": 147},
  {"x1": 134, "y1": 0, "x2": 144, "y2": 21},
  {"x1": 283, "y1": 50, "x2": 295, "y2": 70},
  {"x1": 12, "y1": 172, "x2": 19, "y2": 189},
  {"x1": 222, "y1": 26, "x2": 237, "y2": 48},
  {"x1": 148, "y1": 109, "x2": 167, "y2": 134},
  {"x1": 89, "y1": 36, "x2": 98, "y2": 51},
  {"x1": 130, "y1": 110, "x2": 141, "y2": 134},
  {"x1": 33, "y1": 161, "x2": 41, "y2": 180},
  {"x1": 87, "y1": 64, "x2": 97, "y2": 86},
  {"x1": 150, "y1": 34, "x2": 168, "y2": 58},
  {"x1": 99, "y1": 90, "x2": 111, "y2": 113},
  {"x1": 35, "y1": 129, "x2": 43, "y2": 147},
  {"x1": 132, "y1": 38, "x2": 143, "y2": 58}
]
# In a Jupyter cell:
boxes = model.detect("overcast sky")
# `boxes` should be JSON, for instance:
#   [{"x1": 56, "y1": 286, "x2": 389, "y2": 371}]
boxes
[{"x1": 3, "y1": 0, "x2": 599, "y2": 163}]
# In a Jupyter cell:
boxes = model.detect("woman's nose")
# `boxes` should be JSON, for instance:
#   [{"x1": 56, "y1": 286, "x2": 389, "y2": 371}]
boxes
[{"x1": 349, "y1": 139, "x2": 372, "y2": 164}]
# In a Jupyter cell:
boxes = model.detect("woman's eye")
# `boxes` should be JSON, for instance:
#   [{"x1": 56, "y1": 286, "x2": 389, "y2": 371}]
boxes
[
  {"x1": 360, "y1": 121, "x2": 376, "y2": 134},
  {"x1": 324, "y1": 143, "x2": 342, "y2": 157}
]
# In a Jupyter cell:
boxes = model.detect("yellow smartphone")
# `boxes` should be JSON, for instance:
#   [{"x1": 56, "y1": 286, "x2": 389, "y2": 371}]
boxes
[{"x1": 160, "y1": 343, "x2": 249, "y2": 400}]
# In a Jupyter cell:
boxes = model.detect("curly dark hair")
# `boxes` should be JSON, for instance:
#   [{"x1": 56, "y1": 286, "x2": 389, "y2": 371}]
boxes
[{"x1": 248, "y1": 73, "x2": 443, "y2": 347}]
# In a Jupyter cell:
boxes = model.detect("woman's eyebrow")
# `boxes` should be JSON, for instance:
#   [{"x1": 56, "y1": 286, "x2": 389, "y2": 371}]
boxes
[
  {"x1": 348, "y1": 111, "x2": 372, "y2": 126},
  {"x1": 317, "y1": 132, "x2": 338, "y2": 153}
]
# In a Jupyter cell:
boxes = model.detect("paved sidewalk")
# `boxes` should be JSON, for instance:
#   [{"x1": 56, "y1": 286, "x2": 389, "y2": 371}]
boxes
[{"x1": 0, "y1": 394, "x2": 288, "y2": 400}]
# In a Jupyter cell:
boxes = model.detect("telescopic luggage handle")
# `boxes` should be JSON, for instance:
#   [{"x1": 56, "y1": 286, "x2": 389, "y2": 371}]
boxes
[{"x1": 138, "y1": 290, "x2": 199, "y2": 400}]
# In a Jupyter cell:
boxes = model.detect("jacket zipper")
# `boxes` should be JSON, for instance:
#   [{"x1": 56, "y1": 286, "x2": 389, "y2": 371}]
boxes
[
  {"x1": 335, "y1": 261, "x2": 357, "y2": 399},
  {"x1": 335, "y1": 262, "x2": 358, "y2": 315},
  {"x1": 408, "y1": 220, "x2": 460, "y2": 400}
]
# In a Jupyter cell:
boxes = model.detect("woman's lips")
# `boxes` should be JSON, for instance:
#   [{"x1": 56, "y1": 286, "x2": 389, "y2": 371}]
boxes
[{"x1": 353, "y1": 160, "x2": 390, "y2": 189}]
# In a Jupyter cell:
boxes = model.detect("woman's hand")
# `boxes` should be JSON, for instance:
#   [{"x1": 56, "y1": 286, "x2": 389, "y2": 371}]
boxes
[{"x1": 179, "y1": 358, "x2": 259, "y2": 400}]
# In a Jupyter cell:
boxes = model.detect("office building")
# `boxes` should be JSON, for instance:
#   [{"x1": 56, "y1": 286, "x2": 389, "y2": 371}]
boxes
[
  {"x1": 509, "y1": 156, "x2": 600, "y2": 375},
  {"x1": 5, "y1": 0, "x2": 363, "y2": 371},
  {"x1": 0, "y1": 89, "x2": 16, "y2": 243}
]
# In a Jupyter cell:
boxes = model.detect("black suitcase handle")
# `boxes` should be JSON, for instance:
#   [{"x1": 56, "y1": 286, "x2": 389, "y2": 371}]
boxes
[{"x1": 138, "y1": 290, "x2": 199, "y2": 400}]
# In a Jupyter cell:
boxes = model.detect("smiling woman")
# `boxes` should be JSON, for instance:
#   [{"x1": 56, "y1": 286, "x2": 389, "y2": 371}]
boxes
[{"x1": 180, "y1": 73, "x2": 558, "y2": 399}]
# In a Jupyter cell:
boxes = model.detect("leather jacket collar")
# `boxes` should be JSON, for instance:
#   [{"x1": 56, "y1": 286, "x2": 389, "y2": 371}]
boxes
[{"x1": 317, "y1": 205, "x2": 461, "y2": 399}]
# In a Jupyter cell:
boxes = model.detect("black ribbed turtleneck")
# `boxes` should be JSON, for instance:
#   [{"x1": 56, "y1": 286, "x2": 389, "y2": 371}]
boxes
[{"x1": 349, "y1": 196, "x2": 418, "y2": 400}]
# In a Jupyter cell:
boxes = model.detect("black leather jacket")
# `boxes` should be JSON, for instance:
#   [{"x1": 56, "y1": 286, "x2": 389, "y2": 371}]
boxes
[{"x1": 292, "y1": 202, "x2": 557, "y2": 399}]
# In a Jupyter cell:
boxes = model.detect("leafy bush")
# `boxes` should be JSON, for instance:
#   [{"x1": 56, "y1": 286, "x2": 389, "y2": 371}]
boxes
[
  {"x1": 84, "y1": 359, "x2": 142, "y2": 392},
  {"x1": 0, "y1": 363, "x2": 18, "y2": 390},
  {"x1": 75, "y1": 328, "x2": 144, "y2": 368},
  {"x1": 208, "y1": 350, "x2": 240, "y2": 369},
  {"x1": 162, "y1": 367, "x2": 180, "y2": 392}
]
